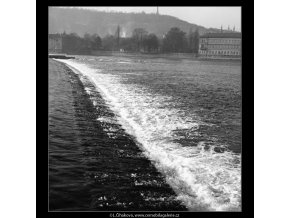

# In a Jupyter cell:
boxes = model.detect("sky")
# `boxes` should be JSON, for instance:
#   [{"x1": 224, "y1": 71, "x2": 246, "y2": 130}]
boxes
[{"x1": 83, "y1": 7, "x2": 241, "y2": 32}]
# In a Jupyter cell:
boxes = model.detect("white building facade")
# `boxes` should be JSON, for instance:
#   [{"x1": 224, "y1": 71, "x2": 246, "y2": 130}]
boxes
[{"x1": 199, "y1": 32, "x2": 241, "y2": 57}]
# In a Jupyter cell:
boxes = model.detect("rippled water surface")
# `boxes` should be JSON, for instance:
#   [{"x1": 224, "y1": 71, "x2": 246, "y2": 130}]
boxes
[{"x1": 49, "y1": 55, "x2": 241, "y2": 211}]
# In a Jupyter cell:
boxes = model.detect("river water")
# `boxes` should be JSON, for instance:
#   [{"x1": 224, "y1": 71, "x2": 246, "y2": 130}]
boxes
[{"x1": 49, "y1": 55, "x2": 241, "y2": 211}]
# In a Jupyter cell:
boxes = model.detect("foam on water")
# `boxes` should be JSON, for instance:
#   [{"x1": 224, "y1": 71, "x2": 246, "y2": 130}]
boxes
[
  {"x1": 117, "y1": 61, "x2": 132, "y2": 64},
  {"x1": 57, "y1": 59, "x2": 241, "y2": 211}
]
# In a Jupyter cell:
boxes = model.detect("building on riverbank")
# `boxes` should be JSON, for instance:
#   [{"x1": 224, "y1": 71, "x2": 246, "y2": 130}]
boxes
[
  {"x1": 49, "y1": 34, "x2": 62, "y2": 53},
  {"x1": 199, "y1": 32, "x2": 241, "y2": 58}
]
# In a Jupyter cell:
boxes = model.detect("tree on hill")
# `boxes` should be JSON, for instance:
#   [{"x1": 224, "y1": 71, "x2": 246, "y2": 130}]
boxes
[
  {"x1": 188, "y1": 28, "x2": 199, "y2": 54},
  {"x1": 132, "y1": 28, "x2": 148, "y2": 52},
  {"x1": 84, "y1": 33, "x2": 92, "y2": 50},
  {"x1": 91, "y1": 34, "x2": 102, "y2": 50},
  {"x1": 143, "y1": 33, "x2": 159, "y2": 52},
  {"x1": 188, "y1": 28, "x2": 194, "y2": 52},
  {"x1": 162, "y1": 27, "x2": 187, "y2": 52},
  {"x1": 115, "y1": 25, "x2": 121, "y2": 50},
  {"x1": 192, "y1": 29, "x2": 200, "y2": 54},
  {"x1": 120, "y1": 37, "x2": 135, "y2": 51},
  {"x1": 102, "y1": 35, "x2": 115, "y2": 51},
  {"x1": 83, "y1": 33, "x2": 102, "y2": 51},
  {"x1": 62, "y1": 33, "x2": 87, "y2": 54}
]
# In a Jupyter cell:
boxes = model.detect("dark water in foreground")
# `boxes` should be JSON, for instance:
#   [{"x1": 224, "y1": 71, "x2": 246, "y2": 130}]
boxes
[
  {"x1": 49, "y1": 60, "x2": 186, "y2": 211},
  {"x1": 49, "y1": 55, "x2": 241, "y2": 211}
]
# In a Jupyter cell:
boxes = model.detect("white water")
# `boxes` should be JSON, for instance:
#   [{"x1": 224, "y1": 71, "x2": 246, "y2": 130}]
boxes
[{"x1": 57, "y1": 59, "x2": 241, "y2": 211}]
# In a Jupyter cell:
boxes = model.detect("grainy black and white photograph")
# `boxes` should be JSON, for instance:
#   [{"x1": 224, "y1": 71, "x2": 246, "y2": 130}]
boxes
[{"x1": 48, "y1": 6, "x2": 242, "y2": 212}]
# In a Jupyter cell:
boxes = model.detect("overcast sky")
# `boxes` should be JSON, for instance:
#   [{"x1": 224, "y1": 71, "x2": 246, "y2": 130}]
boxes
[{"x1": 82, "y1": 7, "x2": 241, "y2": 32}]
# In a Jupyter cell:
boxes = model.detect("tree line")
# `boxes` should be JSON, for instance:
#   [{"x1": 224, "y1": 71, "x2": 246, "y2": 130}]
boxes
[{"x1": 60, "y1": 26, "x2": 199, "y2": 54}]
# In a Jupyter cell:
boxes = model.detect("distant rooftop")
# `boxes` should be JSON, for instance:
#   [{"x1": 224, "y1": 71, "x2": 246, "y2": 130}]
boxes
[{"x1": 200, "y1": 32, "x2": 241, "y2": 38}]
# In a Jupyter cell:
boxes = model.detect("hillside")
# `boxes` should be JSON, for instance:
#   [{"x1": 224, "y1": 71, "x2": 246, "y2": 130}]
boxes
[{"x1": 49, "y1": 7, "x2": 221, "y2": 38}]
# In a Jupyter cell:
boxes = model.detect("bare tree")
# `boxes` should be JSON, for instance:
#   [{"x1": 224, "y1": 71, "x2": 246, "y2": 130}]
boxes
[{"x1": 132, "y1": 28, "x2": 148, "y2": 52}]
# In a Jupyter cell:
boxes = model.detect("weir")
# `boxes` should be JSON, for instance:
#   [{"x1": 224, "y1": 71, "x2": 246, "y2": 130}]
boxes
[
  {"x1": 49, "y1": 59, "x2": 187, "y2": 211},
  {"x1": 56, "y1": 56, "x2": 241, "y2": 211},
  {"x1": 49, "y1": 54, "x2": 75, "y2": 59}
]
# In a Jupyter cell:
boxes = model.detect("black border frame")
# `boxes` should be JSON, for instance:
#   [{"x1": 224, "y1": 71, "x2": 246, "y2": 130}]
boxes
[{"x1": 38, "y1": 1, "x2": 253, "y2": 217}]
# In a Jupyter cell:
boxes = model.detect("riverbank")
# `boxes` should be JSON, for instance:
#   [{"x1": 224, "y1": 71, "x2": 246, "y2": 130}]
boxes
[
  {"x1": 62, "y1": 50, "x2": 241, "y2": 61},
  {"x1": 48, "y1": 54, "x2": 75, "y2": 59},
  {"x1": 95, "y1": 51, "x2": 241, "y2": 61},
  {"x1": 49, "y1": 59, "x2": 187, "y2": 211}
]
